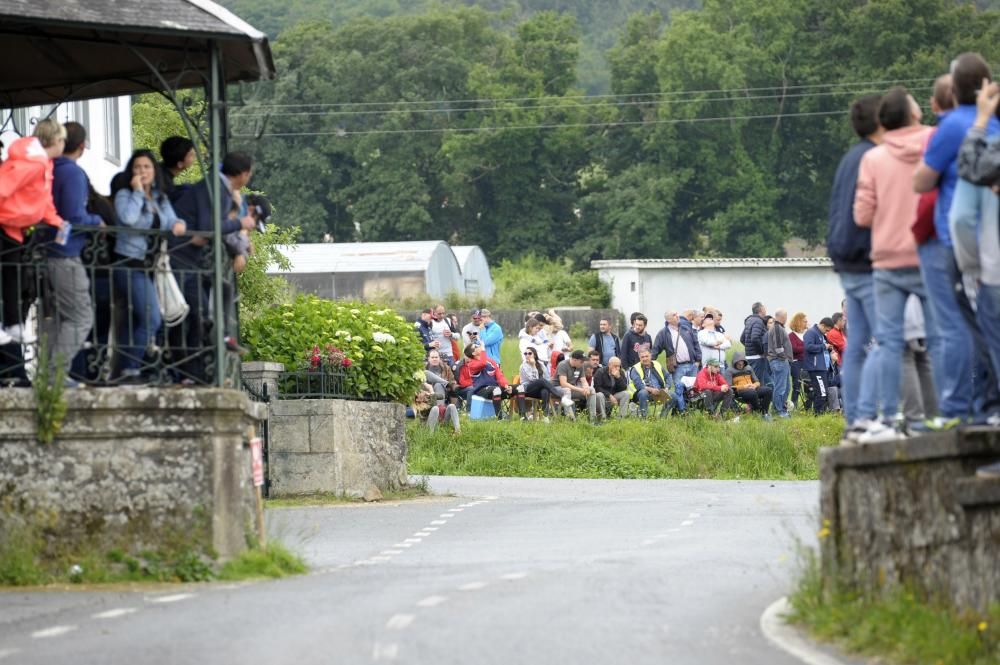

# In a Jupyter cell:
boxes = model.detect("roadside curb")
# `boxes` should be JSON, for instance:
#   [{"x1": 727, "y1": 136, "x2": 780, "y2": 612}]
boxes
[{"x1": 760, "y1": 597, "x2": 853, "y2": 665}]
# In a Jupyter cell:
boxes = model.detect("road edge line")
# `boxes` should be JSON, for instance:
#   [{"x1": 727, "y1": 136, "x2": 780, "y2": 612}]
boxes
[{"x1": 759, "y1": 597, "x2": 851, "y2": 665}]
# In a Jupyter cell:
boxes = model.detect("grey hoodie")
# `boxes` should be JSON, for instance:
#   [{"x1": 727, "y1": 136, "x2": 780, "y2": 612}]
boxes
[{"x1": 766, "y1": 321, "x2": 793, "y2": 362}]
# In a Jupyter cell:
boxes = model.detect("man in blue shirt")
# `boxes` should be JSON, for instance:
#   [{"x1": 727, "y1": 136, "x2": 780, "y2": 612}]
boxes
[
  {"x1": 913, "y1": 53, "x2": 1000, "y2": 425},
  {"x1": 588, "y1": 318, "x2": 621, "y2": 366}
]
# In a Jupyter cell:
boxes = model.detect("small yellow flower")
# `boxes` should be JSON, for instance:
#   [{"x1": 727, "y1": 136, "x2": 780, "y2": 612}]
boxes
[
  {"x1": 979, "y1": 621, "x2": 988, "y2": 632},
  {"x1": 822, "y1": 518, "x2": 831, "y2": 527},
  {"x1": 817, "y1": 527, "x2": 831, "y2": 539}
]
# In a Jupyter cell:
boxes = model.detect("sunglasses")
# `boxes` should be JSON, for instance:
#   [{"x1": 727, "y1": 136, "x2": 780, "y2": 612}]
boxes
[{"x1": 523, "y1": 351, "x2": 534, "y2": 356}]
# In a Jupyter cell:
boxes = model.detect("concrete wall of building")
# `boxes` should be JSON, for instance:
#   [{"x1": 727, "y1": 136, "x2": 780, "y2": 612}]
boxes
[
  {"x1": 820, "y1": 428, "x2": 1000, "y2": 613},
  {"x1": 598, "y1": 265, "x2": 844, "y2": 331},
  {"x1": 0, "y1": 388, "x2": 265, "y2": 560}
]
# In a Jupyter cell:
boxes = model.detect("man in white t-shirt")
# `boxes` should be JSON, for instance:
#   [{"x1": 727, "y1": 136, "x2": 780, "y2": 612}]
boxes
[
  {"x1": 431, "y1": 304, "x2": 457, "y2": 365},
  {"x1": 462, "y1": 309, "x2": 484, "y2": 347}
]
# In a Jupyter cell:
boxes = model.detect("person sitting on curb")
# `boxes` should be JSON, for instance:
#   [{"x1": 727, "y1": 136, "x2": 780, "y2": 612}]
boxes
[
  {"x1": 628, "y1": 348, "x2": 674, "y2": 417},
  {"x1": 595, "y1": 356, "x2": 631, "y2": 418},
  {"x1": 694, "y1": 358, "x2": 735, "y2": 417},
  {"x1": 413, "y1": 385, "x2": 460, "y2": 435},
  {"x1": 425, "y1": 349, "x2": 459, "y2": 404},
  {"x1": 557, "y1": 349, "x2": 605, "y2": 422},
  {"x1": 724, "y1": 351, "x2": 774, "y2": 418}
]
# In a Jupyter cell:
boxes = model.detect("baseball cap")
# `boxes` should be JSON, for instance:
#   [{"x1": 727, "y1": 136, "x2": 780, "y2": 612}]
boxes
[
  {"x1": 479, "y1": 308, "x2": 492, "y2": 317},
  {"x1": 472, "y1": 309, "x2": 482, "y2": 318}
]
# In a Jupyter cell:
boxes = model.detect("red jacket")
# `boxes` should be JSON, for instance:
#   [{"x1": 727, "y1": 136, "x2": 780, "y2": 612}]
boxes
[
  {"x1": 694, "y1": 367, "x2": 728, "y2": 393},
  {"x1": 460, "y1": 355, "x2": 509, "y2": 389},
  {"x1": 0, "y1": 136, "x2": 63, "y2": 243},
  {"x1": 826, "y1": 328, "x2": 846, "y2": 357}
]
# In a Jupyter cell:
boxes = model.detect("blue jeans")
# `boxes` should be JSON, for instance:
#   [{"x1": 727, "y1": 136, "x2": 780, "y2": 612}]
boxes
[
  {"x1": 839, "y1": 271, "x2": 880, "y2": 424},
  {"x1": 918, "y1": 238, "x2": 974, "y2": 418},
  {"x1": 672, "y1": 362, "x2": 698, "y2": 411},
  {"x1": 978, "y1": 283, "x2": 1000, "y2": 404},
  {"x1": 114, "y1": 267, "x2": 161, "y2": 372},
  {"x1": 873, "y1": 268, "x2": 937, "y2": 419},
  {"x1": 769, "y1": 358, "x2": 790, "y2": 416},
  {"x1": 749, "y1": 357, "x2": 772, "y2": 388}
]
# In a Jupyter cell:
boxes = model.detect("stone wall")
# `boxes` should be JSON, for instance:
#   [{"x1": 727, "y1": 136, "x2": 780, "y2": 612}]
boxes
[
  {"x1": 820, "y1": 427, "x2": 1000, "y2": 612},
  {"x1": 268, "y1": 399, "x2": 407, "y2": 498},
  {"x1": 0, "y1": 388, "x2": 266, "y2": 560}
]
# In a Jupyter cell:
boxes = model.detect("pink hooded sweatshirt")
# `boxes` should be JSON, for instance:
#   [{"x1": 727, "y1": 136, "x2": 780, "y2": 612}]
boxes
[{"x1": 854, "y1": 124, "x2": 933, "y2": 269}]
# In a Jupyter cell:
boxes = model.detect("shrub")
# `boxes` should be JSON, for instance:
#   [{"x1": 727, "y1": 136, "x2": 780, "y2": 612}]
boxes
[
  {"x1": 489, "y1": 255, "x2": 611, "y2": 309},
  {"x1": 243, "y1": 295, "x2": 425, "y2": 402}
]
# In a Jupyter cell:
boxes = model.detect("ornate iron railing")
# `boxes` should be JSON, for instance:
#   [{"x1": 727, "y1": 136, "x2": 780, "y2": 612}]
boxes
[{"x1": 0, "y1": 224, "x2": 240, "y2": 387}]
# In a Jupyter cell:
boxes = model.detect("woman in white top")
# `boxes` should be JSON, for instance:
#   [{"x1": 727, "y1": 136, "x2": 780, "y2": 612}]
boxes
[
  {"x1": 546, "y1": 310, "x2": 573, "y2": 355},
  {"x1": 518, "y1": 319, "x2": 546, "y2": 358},
  {"x1": 697, "y1": 312, "x2": 731, "y2": 368}
]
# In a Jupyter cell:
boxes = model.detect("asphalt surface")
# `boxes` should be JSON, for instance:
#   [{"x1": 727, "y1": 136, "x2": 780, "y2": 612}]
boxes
[{"x1": 0, "y1": 477, "x2": 821, "y2": 665}]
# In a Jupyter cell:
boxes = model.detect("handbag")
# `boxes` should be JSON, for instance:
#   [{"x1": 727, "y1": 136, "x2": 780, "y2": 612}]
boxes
[{"x1": 154, "y1": 239, "x2": 189, "y2": 327}]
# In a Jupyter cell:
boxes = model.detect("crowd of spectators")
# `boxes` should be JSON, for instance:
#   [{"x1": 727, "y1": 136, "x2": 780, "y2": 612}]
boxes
[
  {"x1": 0, "y1": 119, "x2": 267, "y2": 387},
  {"x1": 409, "y1": 303, "x2": 850, "y2": 432}
]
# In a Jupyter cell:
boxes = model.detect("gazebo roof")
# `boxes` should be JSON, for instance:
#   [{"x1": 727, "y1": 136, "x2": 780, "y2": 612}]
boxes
[{"x1": 0, "y1": 0, "x2": 274, "y2": 106}]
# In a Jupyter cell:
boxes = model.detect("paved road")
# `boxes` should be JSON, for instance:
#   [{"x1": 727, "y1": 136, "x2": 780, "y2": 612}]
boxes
[{"x1": 0, "y1": 477, "x2": 820, "y2": 664}]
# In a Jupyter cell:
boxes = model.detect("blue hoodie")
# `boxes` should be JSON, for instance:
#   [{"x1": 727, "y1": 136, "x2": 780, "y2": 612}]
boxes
[
  {"x1": 47, "y1": 157, "x2": 102, "y2": 258},
  {"x1": 827, "y1": 140, "x2": 876, "y2": 273}
]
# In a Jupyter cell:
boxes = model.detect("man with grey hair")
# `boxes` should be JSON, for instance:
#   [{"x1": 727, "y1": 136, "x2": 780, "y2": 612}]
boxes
[{"x1": 767, "y1": 309, "x2": 794, "y2": 418}]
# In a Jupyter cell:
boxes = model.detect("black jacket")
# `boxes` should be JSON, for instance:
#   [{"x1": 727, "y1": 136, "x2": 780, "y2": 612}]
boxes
[
  {"x1": 594, "y1": 366, "x2": 629, "y2": 397},
  {"x1": 827, "y1": 140, "x2": 876, "y2": 273},
  {"x1": 620, "y1": 330, "x2": 652, "y2": 368},
  {"x1": 677, "y1": 318, "x2": 701, "y2": 365},
  {"x1": 740, "y1": 314, "x2": 768, "y2": 357}
]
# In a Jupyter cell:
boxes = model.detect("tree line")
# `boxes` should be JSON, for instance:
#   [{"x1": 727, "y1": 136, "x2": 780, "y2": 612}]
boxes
[{"x1": 220, "y1": 0, "x2": 1000, "y2": 267}]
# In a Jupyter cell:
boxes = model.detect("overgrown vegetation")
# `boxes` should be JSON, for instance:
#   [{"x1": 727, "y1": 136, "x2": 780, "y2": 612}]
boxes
[
  {"x1": 243, "y1": 295, "x2": 425, "y2": 401},
  {"x1": 33, "y1": 338, "x2": 67, "y2": 445},
  {"x1": 265, "y1": 481, "x2": 431, "y2": 508},
  {"x1": 408, "y1": 412, "x2": 839, "y2": 480},
  {"x1": 788, "y1": 548, "x2": 1000, "y2": 665},
  {"x1": 0, "y1": 517, "x2": 306, "y2": 587}
]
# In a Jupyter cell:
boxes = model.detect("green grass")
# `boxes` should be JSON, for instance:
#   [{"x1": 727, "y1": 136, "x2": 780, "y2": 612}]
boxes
[
  {"x1": 498, "y1": 337, "x2": 586, "y2": 378},
  {"x1": 788, "y1": 548, "x2": 1000, "y2": 665},
  {"x1": 218, "y1": 543, "x2": 307, "y2": 580},
  {"x1": 408, "y1": 412, "x2": 840, "y2": 480}
]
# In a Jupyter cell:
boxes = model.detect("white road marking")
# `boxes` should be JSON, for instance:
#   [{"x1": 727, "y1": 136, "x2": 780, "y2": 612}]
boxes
[
  {"x1": 92, "y1": 607, "x2": 137, "y2": 619},
  {"x1": 458, "y1": 503, "x2": 477, "y2": 507},
  {"x1": 449, "y1": 508, "x2": 464, "y2": 512},
  {"x1": 337, "y1": 563, "x2": 353, "y2": 569},
  {"x1": 688, "y1": 512, "x2": 701, "y2": 518},
  {"x1": 372, "y1": 641, "x2": 399, "y2": 661},
  {"x1": 666, "y1": 528, "x2": 681, "y2": 533},
  {"x1": 149, "y1": 593, "x2": 194, "y2": 604},
  {"x1": 385, "y1": 614, "x2": 416, "y2": 630},
  {"x1": 430, "y1": 520, "x2": 447, "y2": 525},
  {"x1": 416, "y1": 595, "x2": 448, "y2": 608},
  {"x1": 403, "y1": 538, "x2": 422, "y2": 544},
  {"x1": 500, "y1": 572, "x2": 528, "y2": 581},
  {"x1": 641, "y1": 539, "x2": 656, "y2": 546},
  {"x1": 681, "y1": 520, "x2": 694, "y2": 527},
  {"x1": 32, "y1": 625, "x2": 77, "y2": 639},
  {"x1": 422, "y1": 527, "x2": 439, "y2": 531},
  {"x1": 415, "y1": 531, "x2": 432, "y2": 537},
  {"x1": 760, "y1": 597, "x2": 846, "y2": 665},
  {"x1": 355, "y1": 559, "x2": 377, "y2": 565},
  {"x1": 438, "y1": 514, "x2": 455, "y2": 519},
  {"x1": 0, "y1": 649, "x2": 20, "y2": 660},
  {"x1": 483, "y1": 495, "x2": 498, "y2": 500},
  {"x1": 370, "y1": 556, "x2": 392, "y2": 562},
  {"x1": 381, "y1": 550, "x2": 403, "y2": 555},
  {"x1": 393, "y1": 543, "x2": 413, "y2": 548},
  {"x1": 459, "y1": 581, "x2": 488, "y2": 591}
]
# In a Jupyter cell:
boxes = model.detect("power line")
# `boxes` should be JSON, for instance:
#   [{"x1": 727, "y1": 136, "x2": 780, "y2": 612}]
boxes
[
  {"x1": 230, "y1": 85, "x2": 919, "y2": 119},
  {"x1": 232, "y1": 109, "x2": 848, "y2": 139},
  {"x1": 236, "y1": 77, "x2": 935, "y2": 110}
]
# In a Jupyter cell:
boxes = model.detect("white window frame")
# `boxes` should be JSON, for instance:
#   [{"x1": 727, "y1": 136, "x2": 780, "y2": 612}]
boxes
[{"x1": 103, "y1": 98, "x2": 120, "y2": 165}]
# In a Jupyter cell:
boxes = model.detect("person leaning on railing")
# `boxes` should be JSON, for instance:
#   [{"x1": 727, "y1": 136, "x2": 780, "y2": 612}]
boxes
[
  {"x1": 112, "y1": 149, "x2": 185, "y2": 383},
  {"x1": 0, "y1": 118, "x2": 66, "y2": 385}
]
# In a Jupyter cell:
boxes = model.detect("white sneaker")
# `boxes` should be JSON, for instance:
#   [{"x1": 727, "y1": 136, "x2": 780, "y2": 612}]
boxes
[
  {"x1": 857, "y1": 420, "x2": 904, "y2": 444},
  {"x1": 0, "y1": 327, "x2": 11, "y2": 346},
  {"x1": 561, "y1": 394, "x2": 573, "y2": 407},
  {"x1": 846, "y1": 418, "x2": 877, "y2": 442},
  {"x1": 5, "y1": 324, "x2": 35, "y2": 344},
  {"x1": 986, "y1": 413, "x2": 1000, "y2": 428}
]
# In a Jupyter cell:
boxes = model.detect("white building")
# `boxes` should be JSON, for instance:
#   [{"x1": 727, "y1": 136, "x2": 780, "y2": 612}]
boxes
[
  {"x1": 592, "y1": 257, "x2": 844, "y2": 332},
  {"x1": 1, "y1": 97, "x2": 132, "y2": 194}
]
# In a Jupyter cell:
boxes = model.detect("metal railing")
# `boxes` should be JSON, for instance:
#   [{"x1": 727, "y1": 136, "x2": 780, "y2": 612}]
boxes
[
  {"x1": 275, "y1": 369, "x2": 353, "y2": 400},
  {"x1": 0, "y1": 225, "x2": 240, "y2": 387}
]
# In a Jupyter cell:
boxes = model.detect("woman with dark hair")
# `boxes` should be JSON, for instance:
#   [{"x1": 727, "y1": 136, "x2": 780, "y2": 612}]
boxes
[
  {"x1": 519, "y1": 346, "x2": 568, "y2": 419},
  {"x1": 112, "y1": 149, "x2": 185, "y2": 382}
]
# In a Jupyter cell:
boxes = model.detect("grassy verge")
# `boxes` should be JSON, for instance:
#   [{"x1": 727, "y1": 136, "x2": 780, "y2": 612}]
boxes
[
  {"x1": 788, "y1": 548, "x2": 1000, "y2": 665},
  {"x1": 265, "y1": 481, "x2": 432, "y2": 508},
  {"x1": 408, "y1": 412, "x2": 840, "y2": 480},
  {"x1": 0, "y1": 518, "x2": 306, "y2": 587}
]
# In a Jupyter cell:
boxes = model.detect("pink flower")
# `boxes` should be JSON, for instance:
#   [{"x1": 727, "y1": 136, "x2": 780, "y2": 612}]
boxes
[{"x1": 341, "y1": 358, "x2": 353, "y2": 368}]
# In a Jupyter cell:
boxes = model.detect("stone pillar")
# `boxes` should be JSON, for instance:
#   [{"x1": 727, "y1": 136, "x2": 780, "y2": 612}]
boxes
[
  {"x1": 0, "y1": 387, "x2": 267, "y2": 560},
  {"x1": 241, "y1": 361, "x2": 284, "y2": 401},
  {"x1": 268, "y1": 399, "x2": 407, "y2": 498}
]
